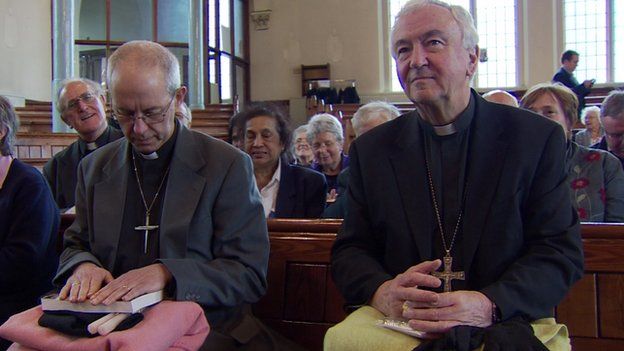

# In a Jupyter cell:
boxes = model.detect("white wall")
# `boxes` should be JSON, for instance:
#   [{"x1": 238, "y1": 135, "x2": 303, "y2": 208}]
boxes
[{"x1": 0, "y1": 0, "x2": 51, "y2": 105}]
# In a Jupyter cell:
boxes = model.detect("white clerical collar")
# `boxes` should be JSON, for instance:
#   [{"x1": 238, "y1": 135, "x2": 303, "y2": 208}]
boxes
[
  {"x1": 134, "y1": 149, "x2": 158, "y2": 160},
  {"x1": 432, "y1": 123, "x2": 457, "y2": 136},
  {"x1": 86, "y1": 142, "x2": 98, "y2": 151},
  {"x1": 137, "y1": 151, "x2": 159, "y2": 160}
]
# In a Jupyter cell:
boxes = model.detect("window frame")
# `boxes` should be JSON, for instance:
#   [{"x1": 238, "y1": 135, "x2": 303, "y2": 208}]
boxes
[
  {"x1": 385, "y1": 0, "x2": 521, "y2": 92},
  {"x1": 561, "y1": 0, "x2": 622, "y2": 85},
  {"x1": 72, "y1": 0, "x2": 250, "y2": 104}
]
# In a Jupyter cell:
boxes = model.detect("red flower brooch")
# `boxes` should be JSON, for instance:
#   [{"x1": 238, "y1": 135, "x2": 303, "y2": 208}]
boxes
[
  {"x1": 571, "y1": 178, "x2": 590, "y2": 189},
  {"x1": 585, "y1": 152, "x2": 601, "y2": 162}
]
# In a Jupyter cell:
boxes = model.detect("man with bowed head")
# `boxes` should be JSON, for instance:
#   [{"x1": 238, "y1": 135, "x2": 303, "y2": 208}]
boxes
[
  {"x1": 326, "y1": 1, "x2": 583, "y2": 350},
  {"x1": 54, "y1": 40, "x2": 289, "y2": 350}
]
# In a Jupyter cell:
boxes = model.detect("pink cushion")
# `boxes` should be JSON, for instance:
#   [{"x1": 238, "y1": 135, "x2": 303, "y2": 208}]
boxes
[{"x1": 0, "y1": 301, "x2": 209, "y2": 351}]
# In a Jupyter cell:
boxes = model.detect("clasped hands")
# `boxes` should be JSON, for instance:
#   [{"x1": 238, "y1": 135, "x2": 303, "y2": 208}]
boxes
[
  {"x1": 371, "y1": 260, "x2": 493, "y2": 338},
  {"x1": 59, "y1": 262, "x2": 172, "y2": 305}
]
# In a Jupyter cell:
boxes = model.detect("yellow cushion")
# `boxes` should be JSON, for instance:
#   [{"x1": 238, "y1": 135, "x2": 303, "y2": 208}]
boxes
[{"x1": 324, "y1": 306, "x2": 570, "y2": 351}]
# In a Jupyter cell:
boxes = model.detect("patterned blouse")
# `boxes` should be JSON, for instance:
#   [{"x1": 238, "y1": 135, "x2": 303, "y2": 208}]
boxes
[{"x1": 566, "y1": 141, "x2": 624, "y2": 222}]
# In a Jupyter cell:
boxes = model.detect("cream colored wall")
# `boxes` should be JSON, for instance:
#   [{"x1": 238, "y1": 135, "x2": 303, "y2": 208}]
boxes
[
  {"x1": 250, "y1": 0, "x2": 386, "y2": 102},
  {"x1": 249, "y1": 0, "x2": 565, "y2": 104},
  {"x1": 0, "y1": 0, "x2": 51, "y2": 105},
  {"x1": 0, "y1": 1, "x2": 585, "y2": 108},
  {"x1": 521, "y1": 0, "x2": 561, "y2": 90}
]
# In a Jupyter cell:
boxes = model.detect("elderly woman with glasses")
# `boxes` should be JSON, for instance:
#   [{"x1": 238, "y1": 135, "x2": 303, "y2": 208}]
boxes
[
  {"x1": 307, "y1": 113, "x2": 349, "y2": 200},
  {"x1": 521, "y1": 83, "x2": 624, "y2": 222},
  {"x1": 573, "y1": 106, "x2": 603, "y2": 147},
  {"x1": 0, "y1": 96, "x2": 59, "y2": 349}
]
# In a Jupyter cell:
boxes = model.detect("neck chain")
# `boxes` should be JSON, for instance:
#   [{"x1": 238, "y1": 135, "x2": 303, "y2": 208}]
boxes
[
  {"x1": 424, "y1": 153, "x2": 467, "y2": 292},
  {"x1": 131, "y1": 151, "x2": 170, "y2": 253}
]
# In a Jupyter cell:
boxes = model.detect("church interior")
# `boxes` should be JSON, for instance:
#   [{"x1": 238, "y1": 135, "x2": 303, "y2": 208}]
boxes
[{"x1": 1, "y1": 1, "x2": 624, "y2": 350}]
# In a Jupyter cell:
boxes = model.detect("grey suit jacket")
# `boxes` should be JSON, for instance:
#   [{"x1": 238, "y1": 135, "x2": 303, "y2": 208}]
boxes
[{"x1": 55, "y1": 126, "x2": 269, "y2": 326}]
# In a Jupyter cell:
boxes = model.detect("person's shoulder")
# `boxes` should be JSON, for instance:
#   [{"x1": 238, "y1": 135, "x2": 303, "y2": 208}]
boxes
[
  {"x1": 185, "y1": 128, "x2": 245, "y2": 158},
  {"x1": 351, "y1": 111, "x2": 413, "y2": 149},
  {"x1": 87, "y1": 137, "x2": 124, "y2": 159},
  {"x1": 11, "y1": 159, "x2": 48, "y2": 187},
  {"x1": 480, "y1": 97, "x2": 559, "y2": 132},
  {"x1": 552, "y1": 67, "x2": 567, "y2": 80},
  {"x1": 110, "y1": 126, "x2": 124, "y2": 139},
  {"x1": 288, "y1": 163, "x2": 326, "y2": 180},
  {"x1": 78, "y1": 138, "x2": 125, "y2": 173}
]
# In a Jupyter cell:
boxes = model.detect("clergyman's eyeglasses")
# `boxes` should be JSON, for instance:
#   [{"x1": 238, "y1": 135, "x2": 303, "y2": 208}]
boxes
[
  {"x1": 112, "y1": 94, "x2": 176, "y2": 125},
  {"x1": 66, "y1": 92, "x2": 97, "y2": 112}
]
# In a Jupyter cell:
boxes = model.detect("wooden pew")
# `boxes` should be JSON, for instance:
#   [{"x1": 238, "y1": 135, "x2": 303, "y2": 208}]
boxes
[
  {"x1": 15, "y1": 132, "x2": 77, "y2": 171},
  {"x1": 254, "y1": 219, "x2": 345, "y2": 350},
  {"x1": 256, "y1": 220, "x2": 624, "y2": 351},
  {"x1": 14, "y1": 102, "x2": 235, "y2": 169},
  {"x1": 55, "y1": 216, "x2": 624, "y2": 351}
]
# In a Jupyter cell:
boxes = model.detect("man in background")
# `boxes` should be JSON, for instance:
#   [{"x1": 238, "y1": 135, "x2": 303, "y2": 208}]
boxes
[
  {"x1": 552, "y1": 50, "x2": 594, "y2": 115},
  {"x1": 592, "y1": 90, "x2": 624, "y2": 169},
  {"x1": 482, "y1": 89, "x2": 518, "y2": 107},
  {"x1": 44, "y1": 78, "x2": 123, "y2": 212},
  {"x1": 322, "y1": 101, "x2": 399, "y2": 219}
]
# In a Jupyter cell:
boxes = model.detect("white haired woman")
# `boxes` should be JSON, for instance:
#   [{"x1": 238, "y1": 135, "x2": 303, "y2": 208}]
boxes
[
  {"x1": 307, "y1": 113, "x2": 349, "y2": 200},
  {"x1": 573, "y1": 106, "x2": 603, "y2": 147}
]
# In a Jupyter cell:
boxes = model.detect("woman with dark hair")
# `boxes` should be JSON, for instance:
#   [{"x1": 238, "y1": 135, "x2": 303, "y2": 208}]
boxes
[
  {"x1": 240, "y1": 103, "x2": 327, "y2": 218},
  {"x1": 521, "y1": 83, "x2": 624, "y2": 222},
  {"x1": 0, "y1": 96, "x2": 59, "y2": 349}
]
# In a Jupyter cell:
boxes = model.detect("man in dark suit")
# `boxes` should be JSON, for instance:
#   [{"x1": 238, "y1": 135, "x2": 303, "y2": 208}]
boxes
[
  {"x1": 591, "y1": 90, "x2": 624, "y2": 168},
  {"x1": 327, "y1": 1, "x2": 583, "y2": 350},
  {"x1": 239, "y1": 103, "x2": 327, "y2": 218},
  {"x1": 44, "y1": 78, "x2": 123, "y2": 212},
  {"x1": 54, "y1": 41, "x2": 282, "y2": 350},
  {"x1": 552, "y1": 50, "x2": 594, "y2": 115}
]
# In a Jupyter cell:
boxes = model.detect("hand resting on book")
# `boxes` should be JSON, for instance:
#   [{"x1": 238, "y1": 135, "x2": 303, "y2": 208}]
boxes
[{"x1": 60, "y1": 262, "x2": 172, "y2": 306}]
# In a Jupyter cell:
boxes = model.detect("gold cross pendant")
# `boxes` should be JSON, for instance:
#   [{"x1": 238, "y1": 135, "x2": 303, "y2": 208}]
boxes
[{"x1": 431, "y1": 254, "x2": 465, "y2": 292}]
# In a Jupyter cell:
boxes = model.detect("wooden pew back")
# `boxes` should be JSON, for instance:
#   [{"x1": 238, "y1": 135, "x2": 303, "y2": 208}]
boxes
[
  {"x1": 55, "y1": 217, "x2": 624, "y2": 351},
  {"x1": 14, "y1": 102, "x2": 234, "y2": 169}
]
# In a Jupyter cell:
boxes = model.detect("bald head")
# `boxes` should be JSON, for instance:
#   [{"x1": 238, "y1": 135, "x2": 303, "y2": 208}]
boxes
[
  {"x1": 106, "y1": 40, "x2": 181, "y2": 95},
  {"x1": 482, "y1": 90, "x2": 518, "y2": 108}
]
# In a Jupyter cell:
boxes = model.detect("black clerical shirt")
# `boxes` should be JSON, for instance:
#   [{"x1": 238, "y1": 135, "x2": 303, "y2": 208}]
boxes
[
  {"x1": 415, "y1": 95, "x2": 475, "y2": 292},
  {"x1": 113, "y1": 123, "x2": 179, "y2": 277}
]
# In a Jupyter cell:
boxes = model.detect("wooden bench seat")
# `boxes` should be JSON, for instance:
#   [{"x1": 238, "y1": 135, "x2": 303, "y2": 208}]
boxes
[{"x1": 54, "y1": 218, "x2": 624, "y2": 351}]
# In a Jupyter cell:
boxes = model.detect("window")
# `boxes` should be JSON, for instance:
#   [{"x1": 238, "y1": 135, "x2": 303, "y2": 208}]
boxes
[
  {"x1": 388, "y1": 0, "x2": 518, "y2": 91},
  {"x1": 208, "y1": 0, "x2": 249, "y2": 104},
  {"x1": 73, "y1": 0, "x2": 248, "y2": 104},
  {"x1": 563, "y1": 0, "x2": 622, "y2": 84},
  {"x1": 75, "y1": 0, "x2": 189, "y2": 93}
]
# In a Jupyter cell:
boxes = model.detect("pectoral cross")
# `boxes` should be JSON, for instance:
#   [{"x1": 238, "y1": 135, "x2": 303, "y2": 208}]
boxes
[
  {"x1": 134, "y1": 212, "x2": 159, "y2": 254},
  {"x1": 431, "y1": 254, "x2": 465, "y2": 292}
]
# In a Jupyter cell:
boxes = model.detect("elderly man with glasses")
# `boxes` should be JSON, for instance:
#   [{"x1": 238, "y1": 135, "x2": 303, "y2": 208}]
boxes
[
  {"x1": 43, "y1": 78, "x2": 123, "y2": 212},
  {"x1": 53, "y1": 41, "x2": 290, "y2": 350}
]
